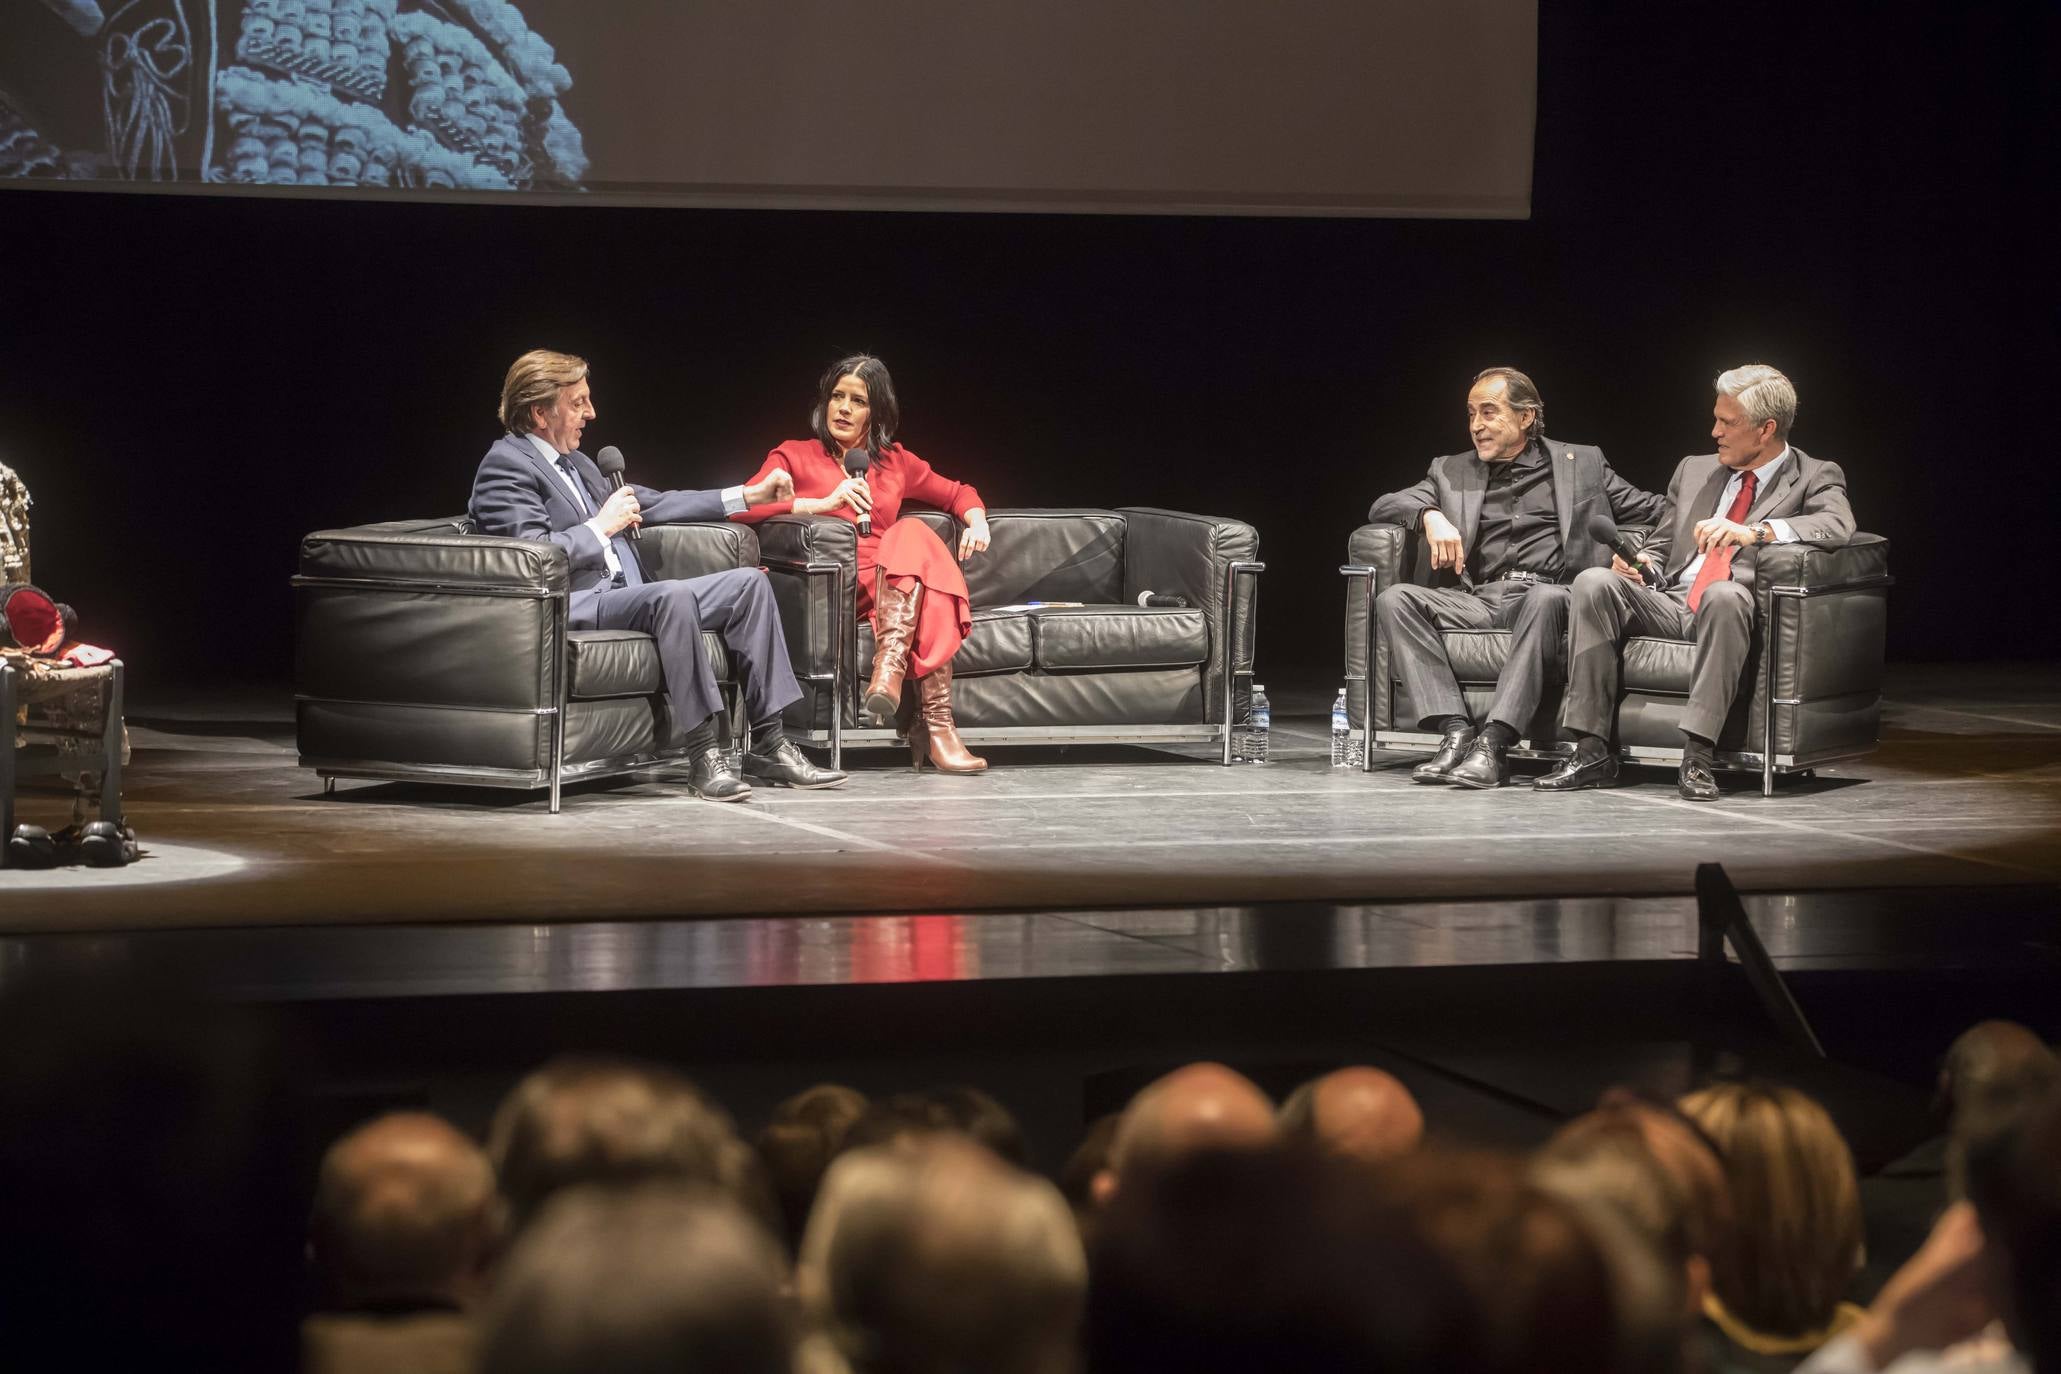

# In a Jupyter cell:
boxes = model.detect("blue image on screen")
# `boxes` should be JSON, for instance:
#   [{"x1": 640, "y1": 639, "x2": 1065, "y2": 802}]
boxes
[{"x1": 1, "y1": 0, "x2": 588, "y2": 192}]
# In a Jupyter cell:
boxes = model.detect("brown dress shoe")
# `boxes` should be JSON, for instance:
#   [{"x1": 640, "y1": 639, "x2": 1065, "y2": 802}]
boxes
[
  {"x1": 865, "y1": 576, "x2": 923, "y2": 724},
  {"x1": 910, "y1": 662, "x2": 987, "y2": 773}
]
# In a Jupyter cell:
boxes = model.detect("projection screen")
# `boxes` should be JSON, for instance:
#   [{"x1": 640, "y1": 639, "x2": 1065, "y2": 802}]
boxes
[{"x1": 0, "y1": 0, "x2": 1536, "y2": 217}]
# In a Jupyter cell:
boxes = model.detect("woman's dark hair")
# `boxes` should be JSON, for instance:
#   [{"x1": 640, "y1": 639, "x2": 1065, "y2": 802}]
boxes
[{"x1": 810, "y1": 354, "x2": 901, "y2": 455}]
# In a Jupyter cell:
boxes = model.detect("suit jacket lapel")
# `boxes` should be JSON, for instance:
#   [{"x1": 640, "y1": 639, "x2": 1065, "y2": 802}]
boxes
[
  {"x1": 1746, "y1": 453, "x2": 1801, "y2": 524},
  {"x1": 1674, "y1": 462, "x2": 1730, "y2": 575},
  {"x1": 1456, "y1": 458, "x2": 1485, "y2": 566},
  {"x1": 517, "y1": 439, "x2": 591, "y2": 522},
  {"x1": 1550, "y1": 446, "x2": 1577, "y2": 554}
]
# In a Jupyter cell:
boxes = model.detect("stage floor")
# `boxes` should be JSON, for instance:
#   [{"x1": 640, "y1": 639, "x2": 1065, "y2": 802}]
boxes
[{"x1": 1, "y1": 665, "x2": 2056, "y2": 935}]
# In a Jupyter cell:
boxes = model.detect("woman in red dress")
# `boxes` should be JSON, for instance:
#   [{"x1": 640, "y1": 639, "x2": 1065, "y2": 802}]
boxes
[{"x1": 732, "y1": 356, "x2": 993, "y2": 773}]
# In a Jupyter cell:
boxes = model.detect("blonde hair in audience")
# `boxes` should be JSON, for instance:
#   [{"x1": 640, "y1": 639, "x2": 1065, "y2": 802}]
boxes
[{"x1": 1678, "y1": 1082, "x2": 1862, "y2": 1337}]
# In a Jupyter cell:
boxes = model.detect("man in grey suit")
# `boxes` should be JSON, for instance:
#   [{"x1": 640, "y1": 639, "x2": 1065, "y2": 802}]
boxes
[
  {"x1": 469, "y1": 349, "x2": 844, "y2": 801},
  {"x1": 1536, "y1": 363, "x2": 1854, "y2": 800},
  {"x1": 1368, "y1": 368, "x2": 1664, "y2": 788}
]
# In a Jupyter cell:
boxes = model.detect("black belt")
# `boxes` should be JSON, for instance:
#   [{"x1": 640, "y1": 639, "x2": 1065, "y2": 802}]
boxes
[{"x1": 1487, "y1": 569, "x2": 1555, "y2": 587}]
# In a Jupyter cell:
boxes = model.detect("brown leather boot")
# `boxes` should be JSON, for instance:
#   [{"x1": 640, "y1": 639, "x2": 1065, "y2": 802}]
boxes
[
  {"x1": 864, "y1": 576, "x2": 923, "y2": 724},
  {"x1": 910, "y1": 663, "x2": 986, "y2": 773}
]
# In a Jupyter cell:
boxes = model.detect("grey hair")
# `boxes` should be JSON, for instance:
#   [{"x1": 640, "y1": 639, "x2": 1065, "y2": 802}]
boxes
[
  {"x1": 1715, "y1": 364, "x2": 1798, "y2": 438},
  {"x1": 1473, "y1": 366, "x2": 1546, "y2": 439}
]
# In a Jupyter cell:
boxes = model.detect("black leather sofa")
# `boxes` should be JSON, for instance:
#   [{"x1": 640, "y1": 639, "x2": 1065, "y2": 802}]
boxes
[
  {"x1": 294, "y1": 516, "x2": 758, "y2": 812},
  {"x1": 1341, "y1": 523, "x2": 1892, "y2": 793},
  {"x1": 756, "y1": 507, "x2": 1263, "y2": 764}
]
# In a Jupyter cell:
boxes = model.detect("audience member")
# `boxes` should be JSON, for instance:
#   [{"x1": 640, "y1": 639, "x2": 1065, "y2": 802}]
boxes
[
  {"x1": 1794, "y1": 1083, "x2": 2061, "y2": 1374},
  {"x1": 756, "y1": 1082, "x2": 870, "y2": 1255},
  {"x1": 1861, "y1": 1021, "x2": 2059, "y2": 1299},
  {"x1": 1091, "y1": 1061, "x2": 1277, "y2": 1206},
  {"x1": 798, "y1": 1135, "x2": 1085, "y2": 1374},
  {"x1": 487, "y1": 1054, "x2": 773, "y2": 1236},
  {"x1": 1682, "y1": 1082, "x2": 1866, "y2": 1371},
  {"x1": 304, "y1": 1111, "x2": 499, "y2": 1374},
  {"x1": 1278, "y1": 1066, "x2": 1426, "y2": 1165},
  {"x1": 1534, "y1": 1116, "x2": 1703, "y2": 1373},
  {"x1": 1087, "y1": 1145, "x2": 1470, "y2": 1374},
  {"x1": 479, "y1": 1183, "x2": 797, "y2": 1374},
  {"x1": 842, "y1": 1084, "x2": 1029, "y2": 1164},
  {"x1": 1596, "y1": 1086, "x2": 1737, "y2": 1272},
  {"x1": 1385, "y1": 1149, "x2": 1629, "y2": 1374}
]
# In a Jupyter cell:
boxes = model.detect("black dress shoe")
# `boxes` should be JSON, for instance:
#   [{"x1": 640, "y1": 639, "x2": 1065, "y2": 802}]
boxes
[
  {"x1": 743, "y1": 739, "x2": 848, "y2": 790},
  {"x1": 686, "y1": 747, "x2": 753, "y2": 802},
  {"x1": 7, "y1": 824, "x2": 58, "y2": 869},
  {"x1": 1411, "y1": 725, "x2": 1477, "y2": 783},
  {"x1": 78, "y1": 821, "x2": 140, "y2": 867},
  {"x1": 1678, "y1": 754, "x2": 1721, "y2": 802},
  {"x1": 1533, "y1": 749, "x2": 1620, "y2": 792},
  {"x1": 1447, "y1": 737, "x2": 1510, "y2": 790}
]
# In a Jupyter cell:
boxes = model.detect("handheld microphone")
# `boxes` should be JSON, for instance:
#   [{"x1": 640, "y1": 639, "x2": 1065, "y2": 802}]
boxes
[
  {"x1": 1135, "y1": 590, "x2": 1190, "y2": 608},
  {"x1": 843, "y1": 446, "x2": 873, "y2": 537},
  {"x1": 594, "y1": 445, "x2": 639, "y2": 541},
  {"x1": 1587, "y1": 514, "x2": 1662, "y2": 587}
]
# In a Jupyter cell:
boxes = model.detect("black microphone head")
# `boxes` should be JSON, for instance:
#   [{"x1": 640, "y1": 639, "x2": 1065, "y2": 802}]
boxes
[
  {"x1": 594, "y1": 445, "x2": 625, "y2": 475},
  {"x1": 842, "y1": 446, "x2": 872, "y2": 477},
  {"x1": 1586, "y1": 513, "x2": 1621, "y2": 545}
]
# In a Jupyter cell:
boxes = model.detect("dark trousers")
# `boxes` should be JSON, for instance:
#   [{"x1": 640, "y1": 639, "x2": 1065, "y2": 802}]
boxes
[
  {"x1": 1375, "y1": 580, "x2": 1570, "y2": 735},
  {"x1": 1560, "y1": 565, "x2": 1755, "y2": 744},
  {"x1": 585, "y1": 567, "x2": 802, "y2": 738}
]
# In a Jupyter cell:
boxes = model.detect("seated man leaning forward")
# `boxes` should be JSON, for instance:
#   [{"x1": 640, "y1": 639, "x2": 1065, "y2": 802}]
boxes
[
  {"x1": 1369, "y1": 367, "x2": 1663, "y2": 789},
  {"x1": 469, "y1": 349, "x2": 845, "y2": 801},
  {"x1": 1536, "y1": 363, "x2": 1853, "y2": 801}
]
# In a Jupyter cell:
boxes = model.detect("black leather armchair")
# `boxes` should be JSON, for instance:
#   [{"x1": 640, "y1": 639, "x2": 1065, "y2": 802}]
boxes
[
  {"x1": 757, "y1": 507, "x2": 1263, "y2": 764},
  {"x1": 1341, "y1": 523, "x2": 1892, "y2": 793},
  {"x1": 294, "y1": 516, "x2": 759, "y2": 811}
]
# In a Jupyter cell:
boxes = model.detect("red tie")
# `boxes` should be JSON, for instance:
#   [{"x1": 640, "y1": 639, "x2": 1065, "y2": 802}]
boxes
[{"x1": 1686, "y1": 470, "x2": 1757, "y2": 612}]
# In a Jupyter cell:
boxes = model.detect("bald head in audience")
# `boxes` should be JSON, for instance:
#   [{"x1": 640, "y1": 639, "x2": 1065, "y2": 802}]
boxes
[
  {"x1": 311, "y1": 1112, "x2": 499, "y2": 1310},
  {"x1": 1278, "y1": 1068, "x2": 1425, "y2": 1165},
  {"x1": 1093, "y1": 1062, "x2": 1277, "y2": 1206}
]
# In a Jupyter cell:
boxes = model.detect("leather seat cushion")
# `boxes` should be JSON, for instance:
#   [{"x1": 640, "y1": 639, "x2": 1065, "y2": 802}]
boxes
[
  {"x1": 567, "y1": 630, "x2": 729, "y2": 699},
  {"x1": 856, "y1": 609, "x2": 1033, "y2": 678},
  {"x1": 1622, "y1": 636, "x2": 1693, "y2": 694},
  {"x1": 1437, "y1": 629, "x2": 1512, "y2": 684},
  {"x1": 1031, "y1": 606, "x2": 1208, "y2": 671}
]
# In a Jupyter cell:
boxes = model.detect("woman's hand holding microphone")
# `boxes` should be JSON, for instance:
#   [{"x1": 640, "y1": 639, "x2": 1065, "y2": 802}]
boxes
[{"x1": 797, "y1": 476, "x2": 873, "y2": 519}]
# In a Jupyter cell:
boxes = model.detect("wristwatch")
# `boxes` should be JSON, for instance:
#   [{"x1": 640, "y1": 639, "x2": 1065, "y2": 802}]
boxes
[{"x1": 1752, "y1": 522, "x2": 1772, "y2": 545}]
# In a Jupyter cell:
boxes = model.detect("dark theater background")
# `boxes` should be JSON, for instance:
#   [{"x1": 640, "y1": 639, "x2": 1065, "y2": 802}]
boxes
[{"x1": 3, "y1": 0, "x2": 2053, "y2": 693}]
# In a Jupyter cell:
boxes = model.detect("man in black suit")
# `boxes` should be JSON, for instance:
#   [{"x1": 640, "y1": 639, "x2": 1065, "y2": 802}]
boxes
[
  {"x1": 1537, "y1": 363, "x2": 1854, "y2": 800},
  {"x1": 1368, "y1": 367, "x2": 1664, "y2": 788},
  {"x1": 470, "y1": 349, "x2": 843, "y2": 800}
]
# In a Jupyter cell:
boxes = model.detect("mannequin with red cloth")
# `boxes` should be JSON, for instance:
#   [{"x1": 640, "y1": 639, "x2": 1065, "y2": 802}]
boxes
[{"x1": 732, "y1": 357, "x2": 993, "y2": 773}]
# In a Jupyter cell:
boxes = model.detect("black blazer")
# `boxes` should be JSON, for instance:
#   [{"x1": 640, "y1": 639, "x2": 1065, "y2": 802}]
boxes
[{"x1": 1367, "y1": 439, "x2": 1664, "y2": 587}]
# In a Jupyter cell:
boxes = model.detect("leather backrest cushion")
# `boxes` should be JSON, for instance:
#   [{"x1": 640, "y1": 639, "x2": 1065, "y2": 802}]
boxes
[
  {"x1": 964, "y1": 510, "x2": 1125, "y2": 608},
  {"x1": 639, "y1": 522, "x2": 760, "y2": 580}
]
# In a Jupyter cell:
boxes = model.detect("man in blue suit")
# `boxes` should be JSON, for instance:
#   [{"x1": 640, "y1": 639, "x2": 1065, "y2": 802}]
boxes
[{"x1": 470, "y1": 349, "x2": 844, "y2": 800}]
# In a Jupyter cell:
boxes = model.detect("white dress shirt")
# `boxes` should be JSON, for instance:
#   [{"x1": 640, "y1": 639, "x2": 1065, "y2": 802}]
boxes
[
  {"x1": 1672, "y1": 444, "x2": 1800, "y2": 591},
  {"x1": 1798, "y1": 1330, "x2": 2027, "y2": 1374},
  {"x1": 522, "y1": 433, "x2": 747, "y2": 580}
]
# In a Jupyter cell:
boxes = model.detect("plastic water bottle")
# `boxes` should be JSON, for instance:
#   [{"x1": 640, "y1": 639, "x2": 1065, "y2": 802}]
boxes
[
  {"x1": 1330, "y1": 688, "x2": 1352, "y2": 767},
  {"x1": 1239, "y1": 683, "x2": 1271, "y2": 763}
]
